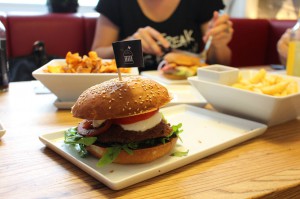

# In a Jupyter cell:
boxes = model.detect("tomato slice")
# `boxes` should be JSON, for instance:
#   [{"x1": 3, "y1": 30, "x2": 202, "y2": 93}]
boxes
[
  {"x1": 77, "y1": 119, "x2": 112, "y2": 137},
  {"x1": 113, "y1": 109, "x2": 159, "y2": 125}
]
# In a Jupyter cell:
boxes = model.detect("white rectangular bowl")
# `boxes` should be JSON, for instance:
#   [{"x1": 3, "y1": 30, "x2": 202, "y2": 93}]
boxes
[
  {"x1": 32, "y1": 59, "x2": 139, "y2": 101},
  {"x1": 188, "y1": 71, "x2": 300, "y2": 126}
]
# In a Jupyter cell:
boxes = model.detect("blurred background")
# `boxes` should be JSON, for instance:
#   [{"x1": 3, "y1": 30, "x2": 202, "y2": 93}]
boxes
[
  {"x1": 223, "y1": 0, "x2": 300, "y2": 19},
  {"x1": 0, "y1": 0, "x2": 98, "y2": 13},
  {"x1": 0, "y1": 0, "x2": 299, "y2": 19}
]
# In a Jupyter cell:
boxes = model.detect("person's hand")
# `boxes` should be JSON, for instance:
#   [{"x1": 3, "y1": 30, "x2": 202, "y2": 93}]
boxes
[
  {"x1": 277, "y1": 29, "x2": 291, "y2": 63},
  {"x1": 203, "y1": 11, "x2": 233, "y2": 47},
  {"x1": 128, "y1": 26, "x2": 170, "y2": 56}
]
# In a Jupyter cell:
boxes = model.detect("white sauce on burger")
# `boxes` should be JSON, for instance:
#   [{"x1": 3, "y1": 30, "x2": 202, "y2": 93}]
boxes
[
  {"x1": 92, "y1": 111, "x2": 162, "y2": 131},
  {"x1": 121, "y1": 111, "x2": 162, "y2": 132},
  {"x1": 92, "y1": 120, "x2": 105, "y2": 128}
]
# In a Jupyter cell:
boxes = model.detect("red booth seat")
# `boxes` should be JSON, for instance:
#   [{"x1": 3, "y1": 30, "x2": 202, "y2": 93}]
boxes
[{"x1": 0, "y1": 12, "x2": 296, "y2": 67}]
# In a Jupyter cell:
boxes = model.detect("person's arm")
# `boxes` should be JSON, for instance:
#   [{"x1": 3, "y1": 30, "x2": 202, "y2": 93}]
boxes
[
  {"x1": 277, "y1": 29, "x2": 291, "y2": 65},
  {"x1": 91, "y1": 15, "x2": 170, "y2": 58},
  {"x1": 91, "y1": 15, "x2": 119, "y2": 59},
  {"x1": 201, "y1": 11, "x2": 233, "y2": 65}
]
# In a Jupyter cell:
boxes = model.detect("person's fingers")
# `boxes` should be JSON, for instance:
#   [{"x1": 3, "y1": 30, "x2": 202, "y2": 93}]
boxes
[
  {"x1": 213, "y1": 14, "x2": 232, "y2": 31},
  {"x1": 208, "y1": 19, "x2": 233, "y2": 44},
  {"x1": 213, "y1": 14, "x2": 229, "y2": 26},
  {"x1": 138, "y1": 26, "x2": 166, "y2": 55},
  {"x1": 132, "y1": 31, "x2": 152, "y2": 54},
  {"x1": 282, "y1": 44, "x2": 289, "y2": 58},
  {"x1": 147, "y1": 26, "x2": 170, "y2": 49},
  {"x1": 277, "y1": 28, "x2": 292, "y2": 59},
  {"x1": 277, "y1": 33, "x2": 290, "y2": 59},
  {"x1": 204, "y1": 12, "x2": 232, "y2": 42},
  {"x1": 213, "y1": 11, "x2": 219, "y2": 22}
]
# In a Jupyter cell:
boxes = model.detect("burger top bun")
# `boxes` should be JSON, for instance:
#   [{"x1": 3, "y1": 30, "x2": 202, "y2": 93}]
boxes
[
  {"x1": 71, "y1": 76, "x2": 172, "y2": 120},
  {"x1": 164, "y1": 52, "x2": 203, "y2": 66}
]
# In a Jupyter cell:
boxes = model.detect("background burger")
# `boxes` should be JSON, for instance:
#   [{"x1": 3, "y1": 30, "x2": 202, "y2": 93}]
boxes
[
  {"x1": 158, "y1": 52, "x2": 207, "y2": 80},
  {"x1": 64, "y1": 76, "x2": 183, "y2": 166}
]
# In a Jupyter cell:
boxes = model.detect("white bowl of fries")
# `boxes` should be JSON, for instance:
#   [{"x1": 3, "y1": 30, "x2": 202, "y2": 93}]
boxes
[
  {"x1": 188, "y1": 68, "x2": 300, "y2": 126},
  {"x1": 32, "y1": 52, "x2": 139, "y2": 102}
]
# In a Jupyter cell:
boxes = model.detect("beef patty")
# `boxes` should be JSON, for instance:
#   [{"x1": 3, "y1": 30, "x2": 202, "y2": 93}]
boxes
[{"x1": 97, "y1": 120, "x2": 172, "y2": 144}]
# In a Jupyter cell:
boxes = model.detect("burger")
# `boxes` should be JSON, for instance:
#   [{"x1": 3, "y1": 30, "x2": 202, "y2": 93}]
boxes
[
  {"x1": 158, "y1": 52, "x2": 207, "y2": 80},
  {"x1": 64, "y1": 76, "x2": 183, "y2": 166}
]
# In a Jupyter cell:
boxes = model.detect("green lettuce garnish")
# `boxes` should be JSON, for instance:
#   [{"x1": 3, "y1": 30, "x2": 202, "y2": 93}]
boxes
[
  {"x1": 171, "y1": 123, "x2": 183, "y2": 140},
  {"x1": 97, "y1": 146, "x2": 122, "y2": 167},
  {"x1": 171, "y1": 150, "x2": 189, "y2": 157},
  {"x1": 64, "y1": 123, "x2": 184, "y2": 167},
  {"x1": 96, "y1": 144, "x2": 137, "y2": 167},
  {"x1": 162, "y1": 123, "x2": 183, "y2": 144},
  {"x1": 64, "y1": 127, "x2": 97, "y2": 157}
]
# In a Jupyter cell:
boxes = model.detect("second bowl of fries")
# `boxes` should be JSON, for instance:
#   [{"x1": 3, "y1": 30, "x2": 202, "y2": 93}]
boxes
[
  {"x1": 188, "y1": 67, "x2": 300, "y2": 126},
  {"x1": 32, "y1": 51, "x2": 139, "y2": 102}
]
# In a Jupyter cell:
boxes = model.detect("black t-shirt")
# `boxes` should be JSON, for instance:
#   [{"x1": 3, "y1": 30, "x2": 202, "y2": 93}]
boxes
[{"x1": 95, "y1": 0, "x2": 225, "y2": 71}]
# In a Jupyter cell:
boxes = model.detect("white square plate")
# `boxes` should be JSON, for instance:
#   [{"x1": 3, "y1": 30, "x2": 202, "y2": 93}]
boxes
[
  {"x1": 141, "y1": 70, "x2": 189, "y2": 85},
  {"x1": 53, "y1": 85, "x2": 207, "y2": 109},
  {"x1": 189, "y1": 70, "x2": 300, "y2": 126},
  {"x1": 39, "y1": 105, "x2": 267, "y2": 190}
]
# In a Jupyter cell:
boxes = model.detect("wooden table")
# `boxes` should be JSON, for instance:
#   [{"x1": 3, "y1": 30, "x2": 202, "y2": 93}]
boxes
[{"x1": 1, "y1": 81, "x2": 300, "y2": 198}]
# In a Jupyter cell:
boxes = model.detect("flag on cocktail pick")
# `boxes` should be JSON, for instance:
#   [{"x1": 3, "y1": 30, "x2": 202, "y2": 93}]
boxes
[{"x1": 112, "y1": 40, "x2": 144, "y2": 68}]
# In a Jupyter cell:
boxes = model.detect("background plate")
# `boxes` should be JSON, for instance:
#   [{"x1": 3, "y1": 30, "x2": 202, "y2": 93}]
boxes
[
  {"x1": 39, "y1": 104, "x2": 267, "y2": 190},
  {"x1": 141, "y1": 70, "x2": 189, "y2": 85},
  {"x1": 54, "y1": 85, "x2": 207, "y2": 109}
]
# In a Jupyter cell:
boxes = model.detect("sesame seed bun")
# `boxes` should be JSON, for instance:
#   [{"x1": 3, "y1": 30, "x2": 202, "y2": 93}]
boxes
[
  {"x1": 86, "y1": 137, "x2": 178, "y2": 164},
  {"x1": 71, "y1": 76, "x2": 172, "y2": 120}
]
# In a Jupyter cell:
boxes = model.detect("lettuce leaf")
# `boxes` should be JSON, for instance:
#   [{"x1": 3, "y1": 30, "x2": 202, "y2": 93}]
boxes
[
  {"x1": 97, "y1": 146, "x2": 122, "y2": 167},
  {"x1": 64, "y1": 127, "x2": 97, "y2": 157},
  {"x1": 64, "y1": 122, "x2": 184, "y2": 166},
  {"x1": 171, "y1": 150, "x2": 189, "y2": 157}
]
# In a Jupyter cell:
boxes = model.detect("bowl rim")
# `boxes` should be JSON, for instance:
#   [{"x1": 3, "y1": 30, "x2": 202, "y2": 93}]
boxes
[
  {"x1": 188, "y1": 75, "x2": 300, "y2": 99},
  {"x1": 32, "y1": 59, "x2": 139, "y2": 76},
  {"x1": 197, "y1": 64, "x2": 239, "y2": 73}
]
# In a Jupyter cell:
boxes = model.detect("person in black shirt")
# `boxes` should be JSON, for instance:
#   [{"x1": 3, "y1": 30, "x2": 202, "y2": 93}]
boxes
[{"x1": 91, "y1": 0, "x2": 233, "y2": 70}]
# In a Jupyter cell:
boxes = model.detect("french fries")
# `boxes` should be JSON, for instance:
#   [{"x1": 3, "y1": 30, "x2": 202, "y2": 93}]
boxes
[
  {"x1": 44, "y1": 51, "x2": 131, "y2": 74},
  {"x1": 231, "y1": 69, "x2": 299, "y2": 96}
]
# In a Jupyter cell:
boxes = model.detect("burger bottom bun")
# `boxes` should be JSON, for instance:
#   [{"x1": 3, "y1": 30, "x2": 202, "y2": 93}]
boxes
[
  {"x1": 86, "y1": 137, "x2": 178, "y2": 164},
  {"x1": 162, "y1": 73, "x2": 188, "y2": 80}
]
